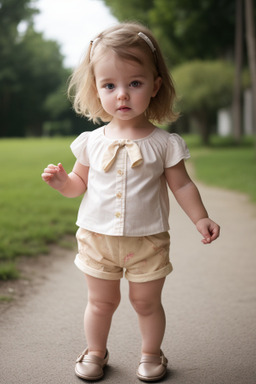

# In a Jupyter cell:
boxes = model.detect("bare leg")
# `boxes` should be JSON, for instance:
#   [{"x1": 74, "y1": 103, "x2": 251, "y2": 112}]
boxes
[
  {"x1": 129, "y1": 278, "x2": 166, "y2": 356},
  {"x1": 84, "y1": 274, "x2": 121, "y2": 358}
]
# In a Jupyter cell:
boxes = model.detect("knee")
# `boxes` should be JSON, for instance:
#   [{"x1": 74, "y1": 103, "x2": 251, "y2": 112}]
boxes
[
  {"x1": 129, "y1": 295, "x2": 160, "y2": 317},
  {"x1": 89, "y1": 295, "x2": 120, "y2": 317}
]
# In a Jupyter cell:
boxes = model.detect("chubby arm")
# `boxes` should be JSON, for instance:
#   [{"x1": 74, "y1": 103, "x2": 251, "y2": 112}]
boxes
[
  {"x1": 165, "y1": 160, "x2": 220, "y2": 244},
  {"x1": 41, "y1": 161, "x2": 89, "y2": 198}
]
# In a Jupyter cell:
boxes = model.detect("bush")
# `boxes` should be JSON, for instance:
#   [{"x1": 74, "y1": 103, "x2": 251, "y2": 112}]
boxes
[
  {"x1": 173, "y1": 60, "x2": 235, "y2": 143},
  {"x1": 173, "y1": 60, "x2": 235, "y2": 112}
]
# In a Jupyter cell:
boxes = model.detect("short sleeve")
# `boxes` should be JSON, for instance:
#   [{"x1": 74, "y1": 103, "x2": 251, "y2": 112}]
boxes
[
  {"x1": 70, "y1": 131, "x2": 91, "y2": 166},
  {"x1": 165, "y1": 133, "x2": 190, "y2": 168}
]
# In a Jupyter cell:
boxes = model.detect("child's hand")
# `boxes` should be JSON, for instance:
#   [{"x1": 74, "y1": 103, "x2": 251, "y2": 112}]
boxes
[
  {"x1": 41, "y1": 163, "x2": 68, "y2": 191},
  {"x1": 196, "y1": 218, "x2": 220, "y2": 244}
]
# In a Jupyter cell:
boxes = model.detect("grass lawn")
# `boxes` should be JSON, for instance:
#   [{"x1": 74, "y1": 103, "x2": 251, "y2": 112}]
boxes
[
  {"x1": 184, "y1": 135, "x2": 256, "y2": 203},
  {"x1": 0, "y1": 134, "x2": 255, "y2": 281},
  {"x1": 0, "y1": 137, "x2": 80, "y2": 280}
]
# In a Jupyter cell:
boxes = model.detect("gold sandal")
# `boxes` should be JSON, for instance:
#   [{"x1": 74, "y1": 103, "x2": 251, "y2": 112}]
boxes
[
  {"x1": 137, "y1": 350, "x2": 168, "y2": 382},
  {"x1": 75, "y1": 348, "x2": 109, "y2": 381}
]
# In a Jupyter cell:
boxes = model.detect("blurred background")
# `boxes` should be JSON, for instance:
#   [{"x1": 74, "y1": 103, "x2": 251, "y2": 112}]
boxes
[
  {"x1": 1, "y1": 0, "x2": 255, "y2": 141},
  {"x1": 0, "y1": 0, "x2": 255, "y2": 282}
]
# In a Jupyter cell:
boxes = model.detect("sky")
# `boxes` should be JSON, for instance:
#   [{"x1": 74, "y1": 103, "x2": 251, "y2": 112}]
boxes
[{"x1": 33, "y1": 0, "x2": 117, "y2": 68}]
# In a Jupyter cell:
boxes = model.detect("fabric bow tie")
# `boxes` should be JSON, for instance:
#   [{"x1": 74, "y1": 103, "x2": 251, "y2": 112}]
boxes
[{"x1": 102, "y1": 139, "x2": 143, "y2": 172}]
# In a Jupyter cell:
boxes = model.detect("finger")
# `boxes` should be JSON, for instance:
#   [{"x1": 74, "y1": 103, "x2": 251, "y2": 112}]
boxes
[
  {"x1": 202, "y1": 231, "x2": 211, "y2": 243},
  {"x1": 57, "y1": 163, "x2": 66, "y2": 173},
  {"x1": 41, "y1": 173, "x2": 53, "y2": 181},
  {"x1": 206, "y1": 225, "x2": 220, "y2": 242},
  {"x1": 201, "y1": 225, "x2": 220, "y2": 244},
  {"x1": 43, "y1": 166, "x2": 58, "y2": 174},
  {"x1": 210, "y1": 232, "x2": 219, "y2": 241},
  {"x1": 46, "y1": 164, "x2": 58, "y2": 169},
  {"x1": 211, "y1": 225, "x2": 220, "y2": 240},
  {"x1": 203, "y1": 239, "x2": 211, "y2": 244}
]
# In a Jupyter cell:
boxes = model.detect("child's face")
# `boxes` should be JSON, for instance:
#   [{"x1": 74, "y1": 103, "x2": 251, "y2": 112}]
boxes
[{"x1": 94, "y1": 49, "x2": 161, "y2": 124}]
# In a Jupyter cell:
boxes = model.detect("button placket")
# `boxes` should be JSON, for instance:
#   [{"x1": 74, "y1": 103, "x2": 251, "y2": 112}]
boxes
[{"x1": 114, "y1": 147, "x2": 126, "y2": 235}]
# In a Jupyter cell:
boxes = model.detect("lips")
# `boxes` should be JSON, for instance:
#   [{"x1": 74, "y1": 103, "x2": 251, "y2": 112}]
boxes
[{"x1": 118, "y1": 106, "x2": 131, "y2": 111}]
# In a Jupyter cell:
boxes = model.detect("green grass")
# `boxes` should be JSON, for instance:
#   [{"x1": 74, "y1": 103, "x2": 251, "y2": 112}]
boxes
[
  {"x1": 0, "y1": 135, "x2": 255, "y2": 280},
  {"x1": 0, "y1": 262, "x2": 20, "y2": 280},
  {"x1": 184, "y1": 135, "x2": 256, "y2": 202},
  {"x1": 0, "y1": 295, "x2": 14, "y2": 303},
  {"x1": 0, "y1": 137, "x2": 80, "y2": 279}
]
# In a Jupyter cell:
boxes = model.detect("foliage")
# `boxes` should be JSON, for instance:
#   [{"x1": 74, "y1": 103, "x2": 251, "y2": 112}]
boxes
[
  {"x1": 173, "y1": 60, "x2": 235, "y2": 112},
  {"x1": 104, "y1": 0, "x2": 153, "y2": 24},
  {"x1": 104, "y1": 0, "x2": 237, "y2": 65},
  {"x1": 0, "y1": 0, "x2": 95, "y2": 137},
  {"x1": 0, "y1": 0, "x2": 37, "y2": 45},
  {"x1": 0, "y1": 0, "x2": 36, "y2": 136},
  {"x1": 43, "y1": 73, "x2": 99, "y2": 137},
  {"x1": 150, "y1": 0, "x2": 236, "y2": 64},
  {"x1": 172, "y1": 60, "x2": 235, "y2": 144},
  {"x1": 0, "y1": 22, "x2": 66, "y2": 137}
]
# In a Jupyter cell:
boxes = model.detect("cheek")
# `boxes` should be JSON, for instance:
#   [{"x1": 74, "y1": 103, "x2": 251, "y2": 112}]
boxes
[
  {"x1": 138, "y1": 89, "x2": 154, "y2": 106},
  {"x1": 98, "y1": 93, "x2": 113, "y2": 111},
  {"x1": 97, "y1": 90, "x2": 106, "y2": 104}
]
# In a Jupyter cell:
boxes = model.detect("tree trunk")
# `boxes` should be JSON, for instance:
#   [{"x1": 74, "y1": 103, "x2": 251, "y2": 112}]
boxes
[
  {"x1": 193, "y1": 111, "x2": 210, "y2": 145},
  {"x1": 245, "y1": 0, "x2": 256, "y2": 136},
  {"x1": 233, "y1": 0, "x2": 243, "y2": 142}
]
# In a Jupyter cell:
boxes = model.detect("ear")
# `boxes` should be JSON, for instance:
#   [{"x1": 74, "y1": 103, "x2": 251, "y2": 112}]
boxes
[{"x1": 152, "y1": 76, "x2": 162, "y2": 97}]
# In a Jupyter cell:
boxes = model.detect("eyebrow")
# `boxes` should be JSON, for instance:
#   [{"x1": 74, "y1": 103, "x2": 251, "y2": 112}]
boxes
[
  {"x1": 98, "y1": 74, "x2": 147, "y2": 83},
  {"x1": 98, "y1": 78, "x2": 114, "y2": 83}
]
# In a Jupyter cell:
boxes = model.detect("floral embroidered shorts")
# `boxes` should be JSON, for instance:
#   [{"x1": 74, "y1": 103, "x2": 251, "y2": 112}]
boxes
[{"x1": 75, "y1": 228, "x2": 172, "y2": 283}]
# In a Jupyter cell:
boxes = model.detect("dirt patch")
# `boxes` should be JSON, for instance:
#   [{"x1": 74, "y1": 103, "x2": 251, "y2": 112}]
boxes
[{"x1": 0, "y1": 238, "x2": 76, "y2": 313}]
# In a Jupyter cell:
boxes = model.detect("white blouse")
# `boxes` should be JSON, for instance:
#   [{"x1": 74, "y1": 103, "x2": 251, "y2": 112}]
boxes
[{"x1": 70, "y1": 126, "x2": 190, "y2": 237}]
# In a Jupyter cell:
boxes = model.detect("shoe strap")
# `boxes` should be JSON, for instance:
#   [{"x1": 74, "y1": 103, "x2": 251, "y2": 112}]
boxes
[
  {"x1": 139, "y1": 351, "x2": 168, "y2": 367},
  {"x1": 76, "y1": 348, "x2": 109, "y2": 365}
]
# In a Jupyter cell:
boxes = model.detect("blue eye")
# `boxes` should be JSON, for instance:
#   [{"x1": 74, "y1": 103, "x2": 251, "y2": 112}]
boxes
[
  {"x1": 130, "y1": 81, "x2": 141, "y2": 87},
  {"x1": 105, "y1": 83, "x2": 115, "y2": 90}
]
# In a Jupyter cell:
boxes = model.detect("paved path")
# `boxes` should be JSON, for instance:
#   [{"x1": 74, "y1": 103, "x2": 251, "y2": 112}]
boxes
[{"x1": 0, "y1": 183, "x2": 256, "y2": 384}]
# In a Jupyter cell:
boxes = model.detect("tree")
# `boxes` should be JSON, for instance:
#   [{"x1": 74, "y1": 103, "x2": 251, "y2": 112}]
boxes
[
  {"x1": 232, "y1": 0, "x2": 243, "y2": 142},
  {"x1": 173, "y1": 61, "x2": 235, "y2": 144},
  {"x1": 0, "y1": 0, "x2": 70, "y2": 137},
  {"x1": 17, "y1": 27, "x2": 65, "y2": 136},
  {"x1": 245, "y1": 0, "x2": 256, "y2": 136},
  {"x1": 0, "y1": 26, "x2": 66, "y2": 137},
  {"x1": 43, "y1": 68, "x2": 98, "y2": 137},
  {"x1": 0, "y1": 0, "x2": 36, "y2": 43},
  {"x1": 0, "y1": 0, "x2": 37, "y2": 136},
  {"x1": 104, "y1": 0, "x2": 153, "y2": 24}
]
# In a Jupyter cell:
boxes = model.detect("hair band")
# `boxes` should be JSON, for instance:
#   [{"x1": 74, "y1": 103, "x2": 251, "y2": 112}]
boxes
[
  {"x1": 89, "y1": 37, "x2": 100, "y2": 60},
  {"x1": 138, "y1": 32, "x2": 156, "y2": 53}
]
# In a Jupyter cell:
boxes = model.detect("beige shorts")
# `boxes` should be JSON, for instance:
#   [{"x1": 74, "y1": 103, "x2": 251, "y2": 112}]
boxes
[{"x1": 75, "y1": 228, "x2": 172, "y2": 283}]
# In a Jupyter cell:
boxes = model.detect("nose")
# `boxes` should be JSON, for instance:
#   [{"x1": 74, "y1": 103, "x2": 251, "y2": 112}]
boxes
[{"x1": 117, "y1": 87, "x2": 129, "y2": 100}]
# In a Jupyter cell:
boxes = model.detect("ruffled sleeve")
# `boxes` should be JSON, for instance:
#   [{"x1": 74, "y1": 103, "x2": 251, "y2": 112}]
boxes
[
  {"x1": 165, "y1": 133, "x2": 190, "y2": 168},
  {"x1": 70, "y1": 131, "x2": 91, "y2": 166}
]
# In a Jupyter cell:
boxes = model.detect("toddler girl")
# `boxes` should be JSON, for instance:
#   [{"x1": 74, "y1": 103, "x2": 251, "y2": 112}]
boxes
[{"x1": 42, "y1": 22, "x2": 220, "y2": 382}]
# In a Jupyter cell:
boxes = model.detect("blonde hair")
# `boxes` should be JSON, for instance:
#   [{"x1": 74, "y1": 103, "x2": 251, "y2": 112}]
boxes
[{"x1": 68, "y1": 22, "x2": 178, "y2": 124}]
